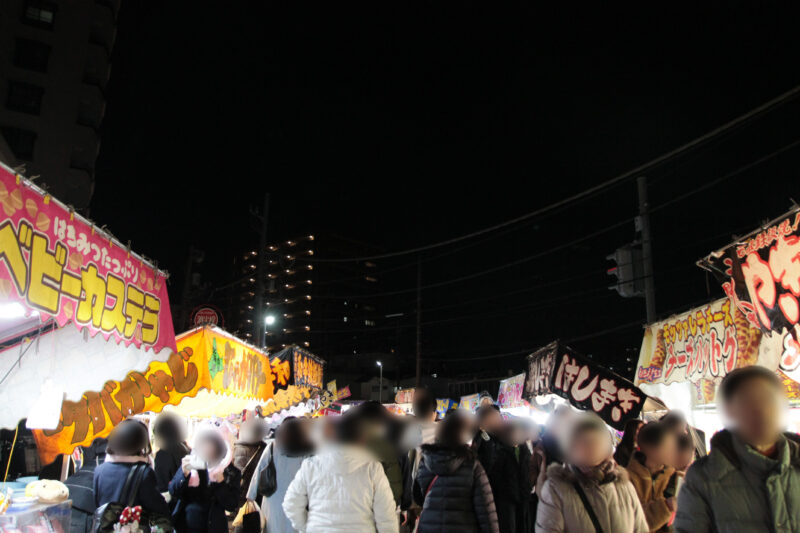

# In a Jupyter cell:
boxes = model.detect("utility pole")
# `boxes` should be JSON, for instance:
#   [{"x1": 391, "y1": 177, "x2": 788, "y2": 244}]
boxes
[
  {"x1": 415, "y1": 258, "x2": 422, "y2": 388},
  {"x1": 637, "y1": 177, "x2": 656, "y2": 323},
  {"x1": 254, "y1": 193, "x2": 270, "y2": 348}
]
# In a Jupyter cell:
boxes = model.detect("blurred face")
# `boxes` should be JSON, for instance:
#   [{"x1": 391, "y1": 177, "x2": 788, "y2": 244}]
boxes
[
  {"x1": 568, "y1": 429, "x2": 610, "y2": 468},
  {"x1": 674, "y1": 447, "x2": 694, "y2": 471},
  {"x1": 196, "y1": 434, "x2": 222, "y2": 464},
  {"x1": 725, "y1": 378, "x2": 784, "y2": 447},
  {"x1": 642, "y1": 433, "x2": 677, "y2": 467},
  {"x1": 480, "y1": 410, "x2": 503, "y2": 433}
]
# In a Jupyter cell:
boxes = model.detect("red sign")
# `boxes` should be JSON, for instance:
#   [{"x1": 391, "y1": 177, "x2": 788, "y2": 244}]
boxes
[{"x1": 191, "y1": 305, "x2": 222, "y2": 327}]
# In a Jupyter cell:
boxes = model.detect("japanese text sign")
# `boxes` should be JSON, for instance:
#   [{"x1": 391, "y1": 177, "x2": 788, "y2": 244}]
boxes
[
  {"x1": 524, "y1": 342, "x2": 558, "y2": 398},
  {"x1": 0, "y1": 167, "x2": 175, "y2": 353},
  {"x1": 292, "y1": 347, "x2": 324, "y2": 389},
  {"x1": 525, "y1": 341, "x2": 645, "y2": 430},
  {"x1": 701, "y1": 208, "x2": 800, "y2": 339},
  {"x1": 636, "y1": 298, "x2": 761, "y2": 388},
  {"x1": 33, "y1": 345, "x2": 206, "y2": 464},
  {"x1": 498, "y1": 373, "x2": 526, "y2": 409},
  {"x1": 637, "y1": 298, "x2": 800, "y2": 405},
  {"x1": 32, "y1": 327, "x2": 303, "y2": 462}
]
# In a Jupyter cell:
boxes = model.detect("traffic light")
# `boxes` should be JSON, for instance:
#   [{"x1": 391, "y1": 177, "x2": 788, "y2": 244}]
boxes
[{"x1": 607, "y1": 244, "x2": 644, "y2": 298}]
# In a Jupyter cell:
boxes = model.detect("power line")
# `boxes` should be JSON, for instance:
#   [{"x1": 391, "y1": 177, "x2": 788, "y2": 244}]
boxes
[
  {"x1": 313, "y1": 136, "x2": 800, "y2": 301},
  {"x1": 308, "y1": 83, "x2": 800, "y2": 263}
]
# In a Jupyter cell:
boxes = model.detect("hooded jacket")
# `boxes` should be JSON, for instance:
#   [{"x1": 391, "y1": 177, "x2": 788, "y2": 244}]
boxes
[
  {"x1": 413, "y1": 444, "x2": 499, "y2": 533},
  {"x1": 536, "y1": 462, "x2": 649, "y2": 533},
  {"x1": 282, "y1": 444, "x2": 398, "y2": 533},
  {"x1": 168, "y1": 421, "x2": 241, "y2": 533},
  {"x1": 674, "y1": 430, "x2": 800, "y2": 533},
  {"x1": 625, "y1": 453, "x2": 676, "y2": 532}
]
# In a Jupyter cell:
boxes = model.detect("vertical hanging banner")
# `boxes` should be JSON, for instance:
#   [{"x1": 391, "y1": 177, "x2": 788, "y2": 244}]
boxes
[
  {"x1": 524, "y1": 342, "x2": 558, "y2": 398},
  {"x1": 291, "y1": 347, "x2": 325, "y2": 389},
  {"x1": 0, "y1": 166, "x2": 175, "y2": 353},
  {"x1": 498, "y1": 373, "x2": 526, "y2": 409},
  {"x1": 700, "y1": 207, "x2": 800, "y2": 339},
  {"x1": 524, "y1": 341, "x2": 646, "y2": 430},
  {"x1": 436, "y1": 398, "x2": 456, "y2": 418}
]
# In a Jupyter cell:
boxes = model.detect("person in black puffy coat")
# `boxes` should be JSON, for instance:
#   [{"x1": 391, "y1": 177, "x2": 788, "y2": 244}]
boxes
[{"x1": 414, "y1": 411, "x2": 499, "y2": 533}]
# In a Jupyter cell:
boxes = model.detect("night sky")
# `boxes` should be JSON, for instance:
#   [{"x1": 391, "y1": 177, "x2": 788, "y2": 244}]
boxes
[{"x1": 91, "y1": 2, "x2": 800, "y2": 379}]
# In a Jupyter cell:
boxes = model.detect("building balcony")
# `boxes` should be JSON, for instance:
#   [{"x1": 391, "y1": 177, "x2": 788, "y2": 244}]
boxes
[
  {"x1": 88, "y1": 2, "x2": 118, "y2": 56},
  {"x1": 83, "y1": 43, "x2": 111, "y2": 90},
  {"x1": 69, "y1": 125, "x2": 99, "y2": 172},
  {"x1": 76, "y1": 85, "x2": 105, "y2": 131}
]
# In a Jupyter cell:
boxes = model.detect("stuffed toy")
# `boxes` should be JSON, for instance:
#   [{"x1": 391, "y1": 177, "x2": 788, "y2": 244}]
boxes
[{"x1": 24, "y1": 480, "x2": 69, "y2": 503}]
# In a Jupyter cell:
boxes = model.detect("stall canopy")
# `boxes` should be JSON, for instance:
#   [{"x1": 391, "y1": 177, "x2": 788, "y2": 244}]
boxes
[
  {"x1": 33, "y1": 327, "x2": 325, "y2": 463},
  {"x1": 523, "y1": 341, "x2": 646, "y2": 430},
  {"x1": 636, "y1": 297, "x2": 800, "y2": 417},
  {"x1": 0, "y1": 164, "x2": 176, "y2": 430}
]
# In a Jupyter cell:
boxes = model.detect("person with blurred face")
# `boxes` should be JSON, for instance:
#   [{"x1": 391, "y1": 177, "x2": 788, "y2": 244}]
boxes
[
  {"x1": 535, "y1": 413, "x2": 648, "y2": 533},
  {"x1": 672, "y1": 434, "x2": 694, "y2": 474},
  {"x1": 614, "y1": 419, "x2": 644, "y2": 467},
  {"x1": 625, "y1": 423, "x2": 677, "y2": 532},
  {"x1": 414, "y1": 411, "x2": 499, "y2": 533},
  {"x1": 472, "y1": 405, "x2": 526, "y2": 532},
  {"x1": 674, "y1": 366, "x2": 800, "y2": 533}
]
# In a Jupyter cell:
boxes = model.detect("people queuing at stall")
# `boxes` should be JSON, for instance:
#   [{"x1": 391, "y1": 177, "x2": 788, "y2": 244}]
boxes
[{"x1": 39, "y1": 366, "x2": 799, "y2": 533}]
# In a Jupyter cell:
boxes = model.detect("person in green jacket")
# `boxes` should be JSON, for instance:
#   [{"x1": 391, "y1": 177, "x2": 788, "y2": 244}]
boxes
[
  {"x1": 355, "y1": 401, "x2": 405, "y2": 505},
  {"x1": 674, "y1": 366, "x2": 800, "y2": 533}
]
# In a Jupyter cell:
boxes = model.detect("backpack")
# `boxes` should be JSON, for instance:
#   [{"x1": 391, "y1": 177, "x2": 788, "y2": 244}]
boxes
[{"x1": 91, "y1": 463, "x2": 173, "y2": 533}]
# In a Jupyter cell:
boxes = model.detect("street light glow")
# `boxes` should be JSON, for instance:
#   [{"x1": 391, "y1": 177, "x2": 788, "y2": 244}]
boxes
[
  {"x1": 376, "y1": 361, "x2": 382, "y2": 367},
  {"x1": 264, "y1": 314, "x2": 276, "y2": 326}
]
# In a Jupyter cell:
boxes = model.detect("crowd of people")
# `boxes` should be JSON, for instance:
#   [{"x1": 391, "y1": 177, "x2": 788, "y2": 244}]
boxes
[{"x1": 63, "y1": 365, "x2": 799, "y2": 533}]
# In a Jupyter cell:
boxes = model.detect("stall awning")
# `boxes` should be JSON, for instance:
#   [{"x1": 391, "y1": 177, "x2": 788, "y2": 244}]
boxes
[{"x1": 33, "y1": 327, "x2": 324, "y2": 463}]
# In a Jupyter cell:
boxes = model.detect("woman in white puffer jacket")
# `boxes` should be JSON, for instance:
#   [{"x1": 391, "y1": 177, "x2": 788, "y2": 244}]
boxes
[{"x1": 282, "y1": 414, "x2": 398, "y2": 533}]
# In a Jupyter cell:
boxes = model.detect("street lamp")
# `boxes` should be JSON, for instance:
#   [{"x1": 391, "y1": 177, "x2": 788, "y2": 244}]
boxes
[
  {"x1": 376, "y1": 361, "x2": 383, "y2": 403},
  {"x1": 263, "y1": 314, "x2": 276, "y2": 350}
]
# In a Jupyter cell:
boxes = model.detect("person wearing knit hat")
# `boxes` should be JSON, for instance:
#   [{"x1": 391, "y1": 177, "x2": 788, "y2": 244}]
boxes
[{"x1": 169, "y1": 418, "x2": 242, "y2": 533}]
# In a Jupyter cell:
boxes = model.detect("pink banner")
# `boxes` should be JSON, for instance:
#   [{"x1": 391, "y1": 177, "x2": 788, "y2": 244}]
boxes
[
  {"x1": 498, "y1": 373, "x2": 526, "y2": 408},
  {"x1": 0, "y1": 166, "x2": 175, "y2": 353}
]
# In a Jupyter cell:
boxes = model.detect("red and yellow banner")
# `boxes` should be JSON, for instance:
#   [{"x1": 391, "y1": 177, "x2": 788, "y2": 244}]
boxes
[
  {"x1": 636, "y1": 297, "x2": 800, "y2": 404},
  {"x1": 0, "y1": 166, "x2": 175, "y2": 353}
]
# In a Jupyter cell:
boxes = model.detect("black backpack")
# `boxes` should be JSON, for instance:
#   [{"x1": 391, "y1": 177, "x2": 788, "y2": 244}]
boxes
[{"x1": 91, "y1": 463, "x2": 172, "y2": 533}]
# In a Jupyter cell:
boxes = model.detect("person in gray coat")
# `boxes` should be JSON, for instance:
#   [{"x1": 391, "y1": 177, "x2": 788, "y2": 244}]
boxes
[
  {"x1": 248, "y1": 417, "x2": 314, "y2": 533},
  {"x1": 414, "y1": 411, "x2": 499, "y2": 533},
  {"x1": 536, "y1": 413, "x2": 648, "y2": 533},
  {"x1": 674, "y1": 366, "x2": 800, "y2": 533}
]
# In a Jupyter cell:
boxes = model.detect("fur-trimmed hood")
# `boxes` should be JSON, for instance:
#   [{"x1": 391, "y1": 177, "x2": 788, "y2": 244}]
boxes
[{"x1": 546, "y1": 460, "x2": 630, "y2": 486}]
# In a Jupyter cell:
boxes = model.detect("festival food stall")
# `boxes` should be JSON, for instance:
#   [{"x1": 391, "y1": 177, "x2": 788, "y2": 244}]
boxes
[
  {"x1": 636, "y1": 208, "x2": 800, "y2": 442},
  {"x1": 0, "y1": 163, "x2": 177, "y2": 524},
  {"x1": 0, "y1": 165, "x2": 176, "y2": 433},
  {"x1": 523, "y1": 341, "x2": 647, "y2": 430},
  {"x1": 33, "y1": 327, "x2": 326, "y2": 464}
]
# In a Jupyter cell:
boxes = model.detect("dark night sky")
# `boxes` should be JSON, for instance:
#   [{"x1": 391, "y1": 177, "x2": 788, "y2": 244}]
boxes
[{"x1": 91, "y1": 1, "x2": 800, "y2": 378}]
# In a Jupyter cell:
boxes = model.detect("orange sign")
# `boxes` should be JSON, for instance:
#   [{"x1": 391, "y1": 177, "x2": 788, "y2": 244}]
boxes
[{"x1": 33, "y1": 327, "x2": 299, "y2": 463}]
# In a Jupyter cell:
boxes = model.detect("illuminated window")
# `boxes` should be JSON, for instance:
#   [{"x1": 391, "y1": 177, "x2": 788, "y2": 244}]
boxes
[{"x1": 23, "y1": 1, "x2": 57, "y2": 29}]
